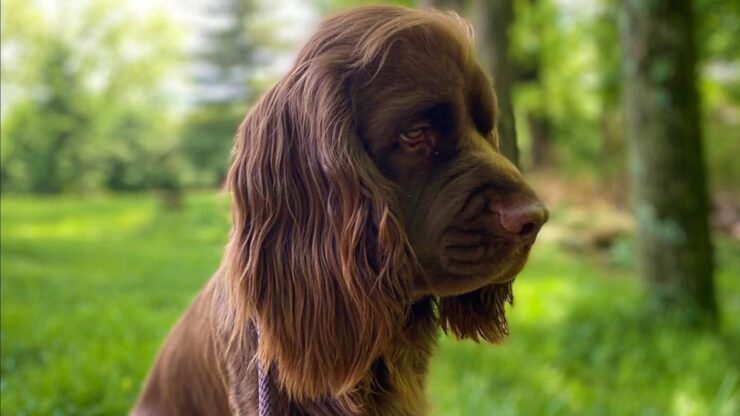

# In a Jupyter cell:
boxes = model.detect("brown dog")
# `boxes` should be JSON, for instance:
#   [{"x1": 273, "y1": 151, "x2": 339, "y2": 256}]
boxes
[{"x1": 132, "y1": 6, "x2": 546, "y2": 415}]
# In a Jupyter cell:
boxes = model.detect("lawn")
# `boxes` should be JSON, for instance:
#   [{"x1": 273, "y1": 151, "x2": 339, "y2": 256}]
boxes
[{"x1": 1, "y1": 193, "x2": 738, "y2": 415}]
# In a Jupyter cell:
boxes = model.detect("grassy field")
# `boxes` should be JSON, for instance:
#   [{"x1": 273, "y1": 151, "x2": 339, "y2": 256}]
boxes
[{"x1": 1, "y1": 193, "x2": 738, "y2": 415}]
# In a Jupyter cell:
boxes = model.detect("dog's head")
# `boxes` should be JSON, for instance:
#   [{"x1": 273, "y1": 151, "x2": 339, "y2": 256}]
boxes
[{"x1": 226, "y1": 5, "x2": 546, "y2": 401}]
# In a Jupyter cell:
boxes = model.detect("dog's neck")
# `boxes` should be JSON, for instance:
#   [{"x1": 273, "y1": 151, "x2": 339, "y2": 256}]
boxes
[{"x1": 271, "y1": 297, "x2": 439, "y2": 416}]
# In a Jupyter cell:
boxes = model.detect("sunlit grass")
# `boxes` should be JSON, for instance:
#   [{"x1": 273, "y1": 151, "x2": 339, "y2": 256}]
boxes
[
  {"x1": 429, "y1": 237, "x2": 740, "y2": 416},
  {"x1": 1, "y1": 193, "x2": 738, "y2": 415},
  {"x1": 1, "y1": 193, "x2": 231, "y2": 415}
]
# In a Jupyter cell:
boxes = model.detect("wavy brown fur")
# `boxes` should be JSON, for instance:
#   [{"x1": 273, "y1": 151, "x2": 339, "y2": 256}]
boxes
[
  {"x1": 132, "y1": 6, "x2": 542, "y2": 416},
  {"x1": 439, "y1": 283, "x2": 513, "y2": 343}
]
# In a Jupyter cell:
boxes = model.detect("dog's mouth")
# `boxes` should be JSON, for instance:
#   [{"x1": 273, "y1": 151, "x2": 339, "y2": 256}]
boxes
[
  {"x1": 414, "y1": 226, "x2": 534, "y2": 297},
  {"x1": 411, "y1": 178, "x2": 545, "y2": 297},
  {"x1": 438, "y1": 226, "x2": 533, "y2": 276}
]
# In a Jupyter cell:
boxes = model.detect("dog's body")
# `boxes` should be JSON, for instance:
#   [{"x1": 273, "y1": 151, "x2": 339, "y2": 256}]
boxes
[
  {"x1": 133, "y1": 6, "x2": 546, "y2": 415},
  {"x1": 134, "y1": 272, "x2": 437, "y2": 415}
]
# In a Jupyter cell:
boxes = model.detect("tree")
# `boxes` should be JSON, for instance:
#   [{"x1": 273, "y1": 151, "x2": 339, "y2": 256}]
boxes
[
  {"x1": 620, "y1": 0, "x2": 717, "y2": 321},
  {"x1": 511, "y1": 0, "x2": 557, "y2": 169},
  {"x1": 0, "y1": 0, "x2": 182, "y2": 193},
  {"x1": 191, "y1": 0, "x2": 259, "y2": 106},
  {"x1": 471, "y1": 0, "x2": 519, "y2": 166},
  {"x1": 181, "y1": 0, "x2": 280, "y2": 187}
]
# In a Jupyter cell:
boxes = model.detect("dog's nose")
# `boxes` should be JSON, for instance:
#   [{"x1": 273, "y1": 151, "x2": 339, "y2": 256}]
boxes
[{"x1": 498, "y1": 200, "x2": 548, "y2": 240}]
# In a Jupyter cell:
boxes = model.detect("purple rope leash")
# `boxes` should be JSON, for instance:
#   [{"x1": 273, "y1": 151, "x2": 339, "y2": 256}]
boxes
[
  {"x1": 257, "y1": 359, "x2": 271, "y2": 416},
  {"x1": 255, "y1": 324, "x2": 272, "y2": 416}
]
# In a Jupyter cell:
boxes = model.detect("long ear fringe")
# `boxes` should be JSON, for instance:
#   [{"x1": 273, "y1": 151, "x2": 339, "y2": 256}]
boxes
[
  {"x1": 220, "y1": 6, "x2": 495, "y2": 406},
  {"x1": 223, "y1": 58, "x2": 413, "y2": 403},
  {"x1": 438, "y1": 283, "x2": 513, "y2": 343}
]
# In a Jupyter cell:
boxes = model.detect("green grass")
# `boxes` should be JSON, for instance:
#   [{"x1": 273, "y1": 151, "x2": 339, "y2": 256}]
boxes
[{"x1": 1, "y1": 193, "x2": 738, "y2": 415}]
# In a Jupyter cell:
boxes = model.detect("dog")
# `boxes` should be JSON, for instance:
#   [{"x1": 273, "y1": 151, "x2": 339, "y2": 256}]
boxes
[{"x1": 132, "y1": 6, "x2": 546, "y2": 415}]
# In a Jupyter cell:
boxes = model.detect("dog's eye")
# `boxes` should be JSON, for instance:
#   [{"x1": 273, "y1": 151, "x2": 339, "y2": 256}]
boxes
[{"x1": 399, "y1": 122, "x2": 435, "y2": 148}]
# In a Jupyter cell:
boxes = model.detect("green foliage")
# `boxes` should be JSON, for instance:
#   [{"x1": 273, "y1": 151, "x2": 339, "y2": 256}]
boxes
[
  {"x1": 703, "y1": 108, "x2": 740, "y2": 192},
  {"x1": 0, "y1": 0, "x2": 184, "y2": 193},
  {"x1": 198, "y1": 0, "x2": 260, "y2": 81},
  {"x1": 2, "y1": 0, "x2": 736, "y2": 193},
  {"x1": 697, "y1": 0, "x2": 740, "y2": 62},
  {"x1": 180, "y1": 104, "x2": 245, "y2": 187},
  {"x1": 2, "y1": 194, "x2": 738, "y2": 415},
  {"x1": 509, "y1": 0, "x2": 738, "y2": 193},
  {"x1": 178, "y1": 0, "x2": 286, "y2": 187},
  {"x1": 697, "y1": 0, "x2": 740, "y2": 193},
  {"x1": 511, "y1": 0, "x2": 613, "y2": 174},
  {"x1": 314, "y1": 0, "x2": 415, "y2": 14}
]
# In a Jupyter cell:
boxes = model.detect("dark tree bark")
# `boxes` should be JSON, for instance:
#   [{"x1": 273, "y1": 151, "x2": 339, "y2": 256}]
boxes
[
  {"x1": 473, "y1": 0, "x2": 520, "y2": 166},
  {"x1": 620, "y1": 0, "x2": 717, "y2": 321},
  {"x1": 522, "y1": 0, "x2": 553, "y2": 170},
  {"x1": 528, "y1": 113, "x2": 552, "y2": 167}
]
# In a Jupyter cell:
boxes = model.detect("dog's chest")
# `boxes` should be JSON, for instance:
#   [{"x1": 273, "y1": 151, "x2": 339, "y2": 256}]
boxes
[
  {"x1": 360, "y1": 307, "x2": 439, "y2": 415},
  {"x1": 364, "y1": 350, "x2": 431, "y2": 415}
]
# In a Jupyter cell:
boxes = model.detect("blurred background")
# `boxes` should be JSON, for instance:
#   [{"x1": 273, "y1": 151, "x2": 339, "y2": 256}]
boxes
[{"x1": 1, "y1": 0, "x2": 738, "y2": 414}]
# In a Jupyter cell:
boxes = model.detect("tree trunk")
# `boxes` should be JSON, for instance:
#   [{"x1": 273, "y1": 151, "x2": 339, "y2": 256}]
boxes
[
  {"x1": 620, "y1": 0, "x2": 717, "y2": 322},
  {"x1": 522, "y1": 0, "x2": 552, "y2": 170},
  {"x1": 472, "y1": 0, "x2": 520, "y2": 166},
  {"x1": 528, "y1": 112, "x2": 552, "y2": 167},
  {"x1": 598, "y1": 110, "x2": 627, "y2": 204}
]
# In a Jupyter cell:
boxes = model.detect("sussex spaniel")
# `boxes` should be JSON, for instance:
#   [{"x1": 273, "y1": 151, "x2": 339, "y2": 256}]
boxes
[{"x1": 132, "y1": 6, "x2": 546, "y2": 416}]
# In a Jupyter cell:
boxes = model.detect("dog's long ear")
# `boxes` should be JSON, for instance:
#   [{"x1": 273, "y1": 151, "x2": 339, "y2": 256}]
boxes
[
  {"x1": 438, "y1": 283, "x2": 513, "y2": 343},
  {"x1": 223, "y1": 41, "x2": 412, "y2": 401}
]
